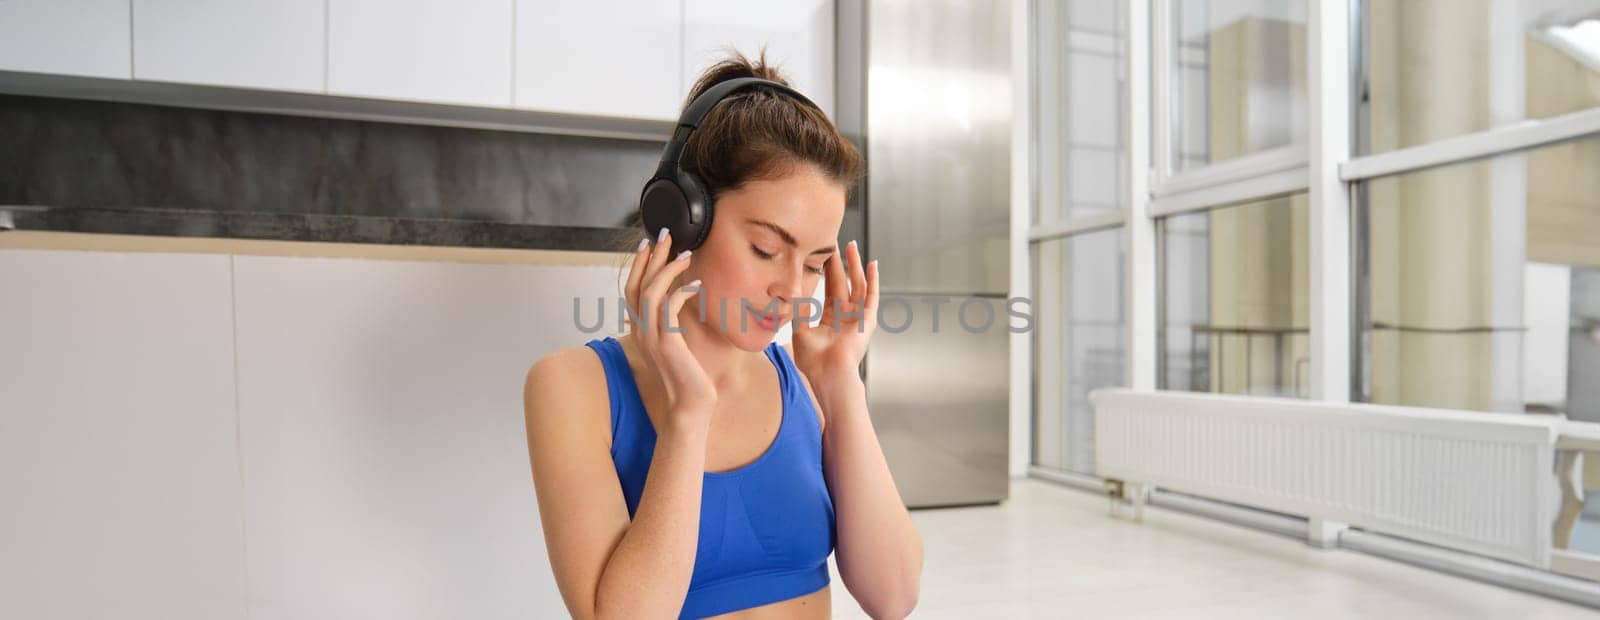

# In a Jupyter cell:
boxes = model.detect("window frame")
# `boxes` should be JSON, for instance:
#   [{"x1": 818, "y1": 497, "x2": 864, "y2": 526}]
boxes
[{"x1": 1024, "y1": 0, "x2": 1600, "y2": 581}]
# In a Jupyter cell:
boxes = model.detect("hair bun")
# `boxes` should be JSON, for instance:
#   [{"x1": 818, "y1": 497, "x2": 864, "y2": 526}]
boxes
[{"x1": 683, "y1": 46, "x2": 792, "y2": 108}]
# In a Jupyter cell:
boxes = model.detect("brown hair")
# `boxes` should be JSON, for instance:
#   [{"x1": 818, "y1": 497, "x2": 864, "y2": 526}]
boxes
[
  {"x1": 679, "y1": 47, "x2": 863, "y2": 204},
  {"x1": 609, "y1": 47, "x2": 864, "y2": 292}
]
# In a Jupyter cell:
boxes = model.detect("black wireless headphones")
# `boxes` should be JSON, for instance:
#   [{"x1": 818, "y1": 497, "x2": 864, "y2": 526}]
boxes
[{"x1": 639, "y1": 77, "x2": 824, "y2": 255}]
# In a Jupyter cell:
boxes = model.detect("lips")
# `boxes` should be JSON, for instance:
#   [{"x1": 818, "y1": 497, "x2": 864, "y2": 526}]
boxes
[{"x1": 746, "y1": 306, "x2": 788, "y2": 330}]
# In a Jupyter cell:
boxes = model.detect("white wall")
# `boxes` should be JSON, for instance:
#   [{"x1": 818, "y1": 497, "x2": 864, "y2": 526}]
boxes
[
  {"x1": 0, "y1": 247, "x2": 622, "y2": 619},
  {"x1": 0, "y1": 250, "x2": 245, "y2": 619}
]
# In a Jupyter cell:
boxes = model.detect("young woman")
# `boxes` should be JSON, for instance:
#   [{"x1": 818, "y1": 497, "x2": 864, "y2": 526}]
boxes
[{"x1": 522, "y1": 52, "x2": 924, "y2": 619}]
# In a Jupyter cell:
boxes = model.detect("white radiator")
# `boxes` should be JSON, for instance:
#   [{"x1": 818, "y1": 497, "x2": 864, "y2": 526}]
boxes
[{"x1": 1091, "y1": 389, "x2": 1561, "y2": 567}]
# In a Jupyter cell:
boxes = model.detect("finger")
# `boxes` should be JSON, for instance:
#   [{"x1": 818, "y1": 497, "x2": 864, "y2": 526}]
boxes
[
  {"x1": 644, "y1": 249, "x2": 694, "y2": 339},
  {"x1": 824, "y1": 245, "x2": 849, "y2": 303},
  {"x1": 637, "y1": 228, "x2": 673, "y2": 336},
  {"x1": 645, "y1": 249, "x2": 693, "y2": 304},
  {"x1": 822, "y1": 247, "x2": 849, "y2": 332},
  {"x1": 846, "y1": 240, "x2": 867, "y2": 302},
  {"x1": 663, "y1": 277, "x2": 703, "y2": 340},
  {"x1": 642, "y1": 227, "x2": 673, "y2": 293},
  {"x1": 865, "y1": 259, "x2": 880, "y2": 311},
  {"x1": 793, "y1": 297, "x2": 816, "y2": 334},
  {"x1": 865, "y1": 259, "x2": 880, "y2": 332},
  {"x1": 624, "y1": 236, "x2": 650, "y2": 328}
]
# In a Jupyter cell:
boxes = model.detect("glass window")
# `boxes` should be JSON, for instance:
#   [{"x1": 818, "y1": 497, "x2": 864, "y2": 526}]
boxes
[
  {"x1": 1358, "y1": 134, "x2": 1600, "y2": 415},
  {"x1": 1034, "y1": 0, "x2": 1128, "y2": 225},
  {"x1": 1359, "y1": 0, "x2": 1600, "y2": 155},
  {"x1": 1160, "y1": 193, "x2": 1311, "y2": 397},
  {"x1": 1170, "y1": 0, "x2": 1308, "y2": 172},
  {"x1": 1032, "y1": 229, "x2": 1127, "y2": 474}
]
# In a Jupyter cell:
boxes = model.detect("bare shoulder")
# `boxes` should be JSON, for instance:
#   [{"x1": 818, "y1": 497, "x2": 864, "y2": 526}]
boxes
[
  {"x1": 780, "y1": 343, "x2": 827, "y2": 435},
  {"x1": 524, "y1": 344, "x2": 613, "y2": 449},
  {"x1": 523, "y1": 343, "x2": 632, "y2": 617},
  {"x1": 526, "y1": 344, "x2": 607, "y2": 388}
]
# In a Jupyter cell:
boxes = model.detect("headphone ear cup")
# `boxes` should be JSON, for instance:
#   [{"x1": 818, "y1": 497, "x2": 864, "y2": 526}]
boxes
[
  {"x1": 640, "y1": 176, "x2": 690, "y2": 252},
  {"x1": 676, "y1": 170, "x2": 714, "y2": 252}
]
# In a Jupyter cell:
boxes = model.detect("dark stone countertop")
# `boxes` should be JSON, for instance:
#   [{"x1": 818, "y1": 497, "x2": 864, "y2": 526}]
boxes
[{"x1": 0, "y1": 206, "x2": 634, "y2": 253}]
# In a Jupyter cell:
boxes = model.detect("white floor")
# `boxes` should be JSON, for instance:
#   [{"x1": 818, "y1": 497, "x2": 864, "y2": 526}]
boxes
[{"x1": 826, "y1": 478, "x2": 1599, "y2": 619}]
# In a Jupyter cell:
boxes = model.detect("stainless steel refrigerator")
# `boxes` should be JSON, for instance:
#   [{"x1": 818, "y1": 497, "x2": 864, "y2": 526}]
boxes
[{"x1": 838, "y1": 0, "x2": 1012, "y2": 508}]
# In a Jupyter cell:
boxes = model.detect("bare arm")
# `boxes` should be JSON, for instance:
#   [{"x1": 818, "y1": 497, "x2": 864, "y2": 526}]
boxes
[
  {"x1": 790, "y1": 242, "x2": 923, "y2": 618},
  {"x1": 524, "y1": 351, "x2": 711, "y2": 619},
  {"x1": 805, "y1": 366, "x2": 923, "y2": 619}
]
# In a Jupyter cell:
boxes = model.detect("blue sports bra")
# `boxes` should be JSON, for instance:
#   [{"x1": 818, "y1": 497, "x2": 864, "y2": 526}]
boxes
[{"x1": 584, "y1": 336, "x2": 837, "y2": 619}]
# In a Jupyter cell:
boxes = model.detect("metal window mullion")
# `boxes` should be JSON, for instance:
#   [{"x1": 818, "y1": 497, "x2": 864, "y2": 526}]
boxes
[
  {"x1": 1155, "y1": 215, "x2": 1168, "y2": 389},
  {"x1": 1340, "y1": 106, "x2": 1600, "y2": 181},
  {"x1": 1150, "y1": 0, "x2": 1175, "y2": 186},
  {"x1": 1010, "y1": 0, "x2": 1037, "y2": 477},
  {"x1": 1308, "y1": 0, "x2": 1353, "y2": 404},
  {"x1": 1150, "y1": 146, "x2": 1308, "y2": 198},
  {"x1": 1028, "y1": 212, "x2": 1127, "y2": 243},
  {"x1": 1127, "y1": 0, "x2": 1157, "y2": 391},
  {"x1": 1149, "y1": 165, "x2": 1310, "y2": 218}
]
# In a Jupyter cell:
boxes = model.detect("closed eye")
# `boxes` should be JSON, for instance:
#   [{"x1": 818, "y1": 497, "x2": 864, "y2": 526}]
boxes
[{"x1": 751, "y1": 245, "x2": 825, "y2": 275}]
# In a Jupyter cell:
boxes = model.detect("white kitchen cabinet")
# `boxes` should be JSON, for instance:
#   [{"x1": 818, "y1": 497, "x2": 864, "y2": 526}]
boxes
[
  {"x1": 514, "y1": 0, "x2": 681, "y2": 121},
  {"x1": 328, "y1": 0, "x2": 513, "y2": 107},
  {"x1": 133, "y1": 0, "x2": 325, "y2": 92},
  {"x1": 0, "y1": 250, "x2": 246, "y2": 620},
  {"x1": 0, "y1": 0, "x2": 131, "y2": 78},
  {"x1": 231, "y1": 255, "x2": 613, "y2": 618},
  {"x1": 683, "y1": 0, "x2": 835, "y2": 119},
  {"x1": 1, "y1": 0, "x2": 840, "y2": 128}
]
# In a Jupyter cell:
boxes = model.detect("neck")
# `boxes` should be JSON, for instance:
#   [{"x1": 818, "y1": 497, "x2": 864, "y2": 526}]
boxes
[
  {"x1": 674, "y1": 296, "x2": 762, "y2": 390},
  {"x1": 624, "y1": 295, "x2": 764, "y2": 394}
]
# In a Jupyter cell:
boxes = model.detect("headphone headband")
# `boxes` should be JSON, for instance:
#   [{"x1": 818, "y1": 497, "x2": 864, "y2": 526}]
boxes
[
  {"x1": 640, "y1": 76, "x2": 824, "y2": 256},
  {"x1": 657, "y1": 77, "x2": 822, "y2": 169}
]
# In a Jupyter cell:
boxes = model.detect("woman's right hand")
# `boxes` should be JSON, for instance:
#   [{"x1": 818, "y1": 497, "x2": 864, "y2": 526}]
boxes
[{"x1": 624, "y1": 228, "x2": 718, "y2": 433}]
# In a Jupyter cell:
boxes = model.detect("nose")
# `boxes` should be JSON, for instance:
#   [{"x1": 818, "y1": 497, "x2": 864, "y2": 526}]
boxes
[{"x1": 769, "y1": 261, "x2": 808, "y2": 306}]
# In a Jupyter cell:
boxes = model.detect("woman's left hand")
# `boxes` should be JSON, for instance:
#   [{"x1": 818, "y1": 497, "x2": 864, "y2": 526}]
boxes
[{"x1": 792, "y1": 240, "x2": 879, "y2": 382}]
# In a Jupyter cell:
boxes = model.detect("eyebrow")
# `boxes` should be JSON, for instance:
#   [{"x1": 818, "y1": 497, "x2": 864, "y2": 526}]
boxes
[{"x1": 744, "y1": 218, "x2": 836, "y2": 256}]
